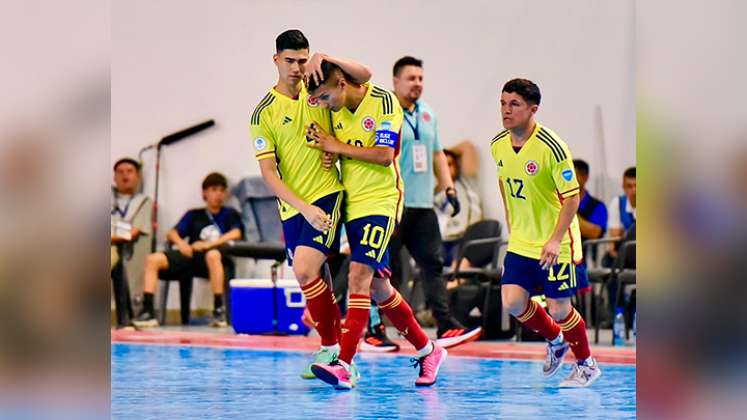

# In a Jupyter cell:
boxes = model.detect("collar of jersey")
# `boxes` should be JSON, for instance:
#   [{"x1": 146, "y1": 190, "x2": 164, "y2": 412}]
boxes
[
  {"x1": 272, "y1": 86, "x2": 303, "y2": 102},
  {"x1": 509, "y1": 122, "x2": 542, "y2": 149},
  {"x1": 342, "y1": 82, "x2": 373, "y2": 117}
]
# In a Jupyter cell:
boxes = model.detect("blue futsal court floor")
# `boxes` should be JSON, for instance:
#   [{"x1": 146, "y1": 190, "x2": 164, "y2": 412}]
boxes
[{"x1": 112, "y1": 343, "x2": 636, "y2": 419}]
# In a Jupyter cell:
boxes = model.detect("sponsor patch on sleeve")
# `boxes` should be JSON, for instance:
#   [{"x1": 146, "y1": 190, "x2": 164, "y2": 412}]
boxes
[
  {"x1": 562, "y1": 169, "x2": 573, "y2": 181},
  {"x1": 375, "y1": 129, "x2": 398, "y2": 148}
]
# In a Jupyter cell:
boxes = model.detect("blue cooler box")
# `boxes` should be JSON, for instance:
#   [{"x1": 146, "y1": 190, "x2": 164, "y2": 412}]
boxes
[{"x1": 230, "y1": 278, "x2": 310, "y2": 335}]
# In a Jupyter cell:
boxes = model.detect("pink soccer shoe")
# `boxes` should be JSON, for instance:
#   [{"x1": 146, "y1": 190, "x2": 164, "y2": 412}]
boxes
[
  {"x1": 311, "y1": 360, "x2": 358, "y2": 390},
  {"x1": 413, "y1": 344, "x2": 448, "y2": 386}
]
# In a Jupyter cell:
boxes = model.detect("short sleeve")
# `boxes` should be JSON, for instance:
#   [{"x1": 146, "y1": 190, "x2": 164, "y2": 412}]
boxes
[
  {"x1": 174, "y1": 210, "x2": 194, "y2": 238},
  {"x1": 551, "y1": 144, "x2": 580, "y2": 198},
  {"x1": 590, "y1": 201, "x2": 609, "y2": 234},
  {"x1": 225, "y1": 208, "x2": 245, "y2": 238},
  {"x1": 607, "y1": 196, "x2": 622, "y2": 230},
  {"x1": 132, "y1": 196, "x2": 152, "y2": 235},
  {"x1": 374, "y1": 91, "x2": 404, "y2": 148},
  {"x1": 432, "y1": 111, "x2": 443, "y2": 152},
  {"x1": 250, "y1": 102, "x2": 276, "y2": 161}
]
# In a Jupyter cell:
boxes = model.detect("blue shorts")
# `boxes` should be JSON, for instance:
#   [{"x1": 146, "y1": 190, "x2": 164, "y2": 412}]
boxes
[
  {"x1": 575, "y1": 261, "x2": 591, "y2": 294},
  {"x1": 345, "y1": 215, "x2": 395, "y2": 278},
  {"x1": 281, "y1": 191, "x2": 343, "y2": 266},
  {"x1": 501, "y1": 252, "x2": 581, "y2": 299}
]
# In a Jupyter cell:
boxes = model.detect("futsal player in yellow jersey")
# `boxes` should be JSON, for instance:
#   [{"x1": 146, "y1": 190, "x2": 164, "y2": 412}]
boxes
[
  {"x1": 492, "y1": 78, "x2": 601, "y2": 387},
  {"x1": 250, "y1": 29, "x2": 373, "y2": 379},
  {"x1": 304, "y1": 61, "x2": 447, "y2": 390}
]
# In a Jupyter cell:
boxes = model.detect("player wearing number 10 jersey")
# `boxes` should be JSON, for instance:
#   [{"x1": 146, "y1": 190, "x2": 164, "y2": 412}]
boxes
[
  {"x1": 491, "y1": 78, "x2": 601, "y2": 388},
  {"x1": 304, "y1": 60, "x2": 447, "y2": 390}
]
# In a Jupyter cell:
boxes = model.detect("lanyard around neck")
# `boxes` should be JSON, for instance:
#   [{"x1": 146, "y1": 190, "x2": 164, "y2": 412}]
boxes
[
  {"x1": 404, "y1": 109, "x2": 419, "y2": 140},
  {"x1": 112, "y1": 194, "x2": 133, "y2": 218}
]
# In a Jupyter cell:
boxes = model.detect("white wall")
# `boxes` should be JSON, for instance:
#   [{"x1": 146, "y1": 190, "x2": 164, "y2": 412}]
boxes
[{"x1": 113, "y1": 0, "x2": 635, "y2": 244}]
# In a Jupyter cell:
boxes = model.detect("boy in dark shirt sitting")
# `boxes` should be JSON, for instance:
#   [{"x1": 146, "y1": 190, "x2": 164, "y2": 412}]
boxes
[{"x1": 134, "y1": 172, "x2": 243, "y2": 328}]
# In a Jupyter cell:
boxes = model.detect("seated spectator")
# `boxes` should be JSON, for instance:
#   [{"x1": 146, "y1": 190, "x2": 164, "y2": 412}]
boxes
[
  {"x1": 606, "y1": 166, "x2": 637, "y2": 260},
  {"x1": 434, "y1": 141, "x2": 484, "y2": 282},
  {"x1": 111, "y1": 158, "x2": 151, "y2": 328},
  {"x1": 574, "y1": 159, "x2": 608, "y2": 241},
  {"x1": 133, "y1": 172, "x2": 243, "y2": 328}
]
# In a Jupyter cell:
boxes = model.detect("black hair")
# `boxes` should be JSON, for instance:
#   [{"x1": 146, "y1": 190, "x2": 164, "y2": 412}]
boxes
[
  {"x1": 202, "y1": 172, "x2": 228, "y2": 190},
  {"x1": 305, "y1": 60, "x2": 353, "y2": 94},
  {"x1": 623, "y1": 166, "x2": 636, "y2": 179},
  {"x1": 393, "y1": 56, "x2": 423, "y2": 77},
  {"x1": 502, "y1": 78, "x2": 541, "y2": 106},
  {"x1": 113, "y1": 157, "x2": 141, "y2": 172},
  {"x1": 275, "y1": 29, "x2": 309, "y2": 53},
  {"x1": 443, "y1": 149, "x2": 458, "y2": 161},
  {"x1": 573, "y1": 159, "x2": 590, "y2": 176},
  {"x1": 443, "y1": 149, "x2": 461, "y2": 177}
]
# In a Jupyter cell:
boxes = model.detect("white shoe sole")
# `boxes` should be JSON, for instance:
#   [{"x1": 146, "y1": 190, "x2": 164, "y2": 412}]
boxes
[
  {"x1": 435, "y1": 327, "x2": 482, "y2": 349},
  {"x1": 560, "y1": 367, "x2": 603, "y2": 388},
  {"x1": 132, "y1": 319, "x2": 159, "y2": 329},
  {"x1": 311, "y1": 364, "x2": 353, "y2": 390},
  {"x1": 360, "y1": 341, "x2": 399, "y2": 353}
]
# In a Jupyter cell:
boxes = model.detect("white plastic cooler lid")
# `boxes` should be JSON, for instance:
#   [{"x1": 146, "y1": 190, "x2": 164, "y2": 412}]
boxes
[{"x1": 230, "y1": 278, "x2": 300, "y2": 289}]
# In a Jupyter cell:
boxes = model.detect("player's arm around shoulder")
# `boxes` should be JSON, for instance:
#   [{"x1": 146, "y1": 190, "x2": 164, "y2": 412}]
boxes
[{"x1": 305, "y1": 120, "x2": 395, "y2": 167}]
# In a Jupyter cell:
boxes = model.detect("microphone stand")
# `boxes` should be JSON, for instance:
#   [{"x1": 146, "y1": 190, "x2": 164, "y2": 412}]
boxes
[{"x1": 137, "y1": 119, "x2": 216, "y2": 252}]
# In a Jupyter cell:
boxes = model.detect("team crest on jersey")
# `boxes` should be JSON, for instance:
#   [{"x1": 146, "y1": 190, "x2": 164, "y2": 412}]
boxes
[
  {"x1": 255, "y1": 137, "x2": 267, "y2": 151},
  {"x1": 307, "y1": 95, "x2": 319, "y2": 107},
  {"x1": 525, "y1": 160, "x2": 539, "y2": 176},
  {"x1": 362, "y1": 116, "x2": 376, "y2": 131},
  {"x1": 422, "y1": 111, "x2": 431, "y2": 122}
]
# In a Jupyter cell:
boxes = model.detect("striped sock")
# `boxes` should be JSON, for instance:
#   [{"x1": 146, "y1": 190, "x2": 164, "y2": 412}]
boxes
[
  {"x1": 300, "y1": 277, "x2": 341, "y2": 347},
  {"x1": 379, "y1": 290, "x2": 430, "y2": 351},
  {"x1": 516, "y1": 299, "x2": 561, "y2": 341},
  {"x1": 559, "y1": 308, "x2": 591, "y2": 361},
  {"x1": 338, "y1": 294, "x2": 370, "y2": 364}
]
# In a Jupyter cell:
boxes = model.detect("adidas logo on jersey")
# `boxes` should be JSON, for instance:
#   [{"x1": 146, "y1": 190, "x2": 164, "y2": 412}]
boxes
[
  {"x1": 558, "y1": 282, "x2": 569, "y2": 291},
  {"x1": 335, "y1": 122, "x2": 343, "y2": 130},
  {"x1": 498, "y1": 160, "x2": 504, "y2": 167},
  {"x1": 313, "y1": 235, "x2": 323, "y2": 244},
  {"x1": 365, "y1": 250, "x2": 376, "y2": 258},
  {"x1": 282, "y1": 116, "x2": 292, "y2": 125}
]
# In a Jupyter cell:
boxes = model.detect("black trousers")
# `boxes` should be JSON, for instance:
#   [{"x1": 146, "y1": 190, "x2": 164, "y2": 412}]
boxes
[
  {"x1": 111, "y1": 250, "x2": 133, "y2": 326},
  {"x1": 389, "y1": 208, "x2": 456, "y2": 330}
]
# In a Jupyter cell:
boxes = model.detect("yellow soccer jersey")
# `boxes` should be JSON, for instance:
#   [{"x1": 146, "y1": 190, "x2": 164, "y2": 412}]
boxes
[
  {"x1": 330, "y1": 83, "x2": 404, "y2": 221},
  {"x1": 491, "y1": 123, "x2": 583, "y2": 263},
  {"x1": 250, "y1": 85, "x2": 343, "y2": 221}
]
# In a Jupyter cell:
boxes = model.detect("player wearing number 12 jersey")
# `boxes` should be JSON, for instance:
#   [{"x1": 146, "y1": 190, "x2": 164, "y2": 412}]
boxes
[
  {"x1": 492, "y1": 78, "x2": 601, "y2": 387},
  {"x1": 304, "y1": 60, "x2": 447, "y2": 390}
]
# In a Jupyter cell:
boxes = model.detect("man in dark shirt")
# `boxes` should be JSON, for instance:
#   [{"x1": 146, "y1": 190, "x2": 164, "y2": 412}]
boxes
[
  {"x1": 133, "y1": 172, "x2": 243, "y2": 328},
  {"x1": 573, "y1": 159, "x2": 608, "y2": 241}
]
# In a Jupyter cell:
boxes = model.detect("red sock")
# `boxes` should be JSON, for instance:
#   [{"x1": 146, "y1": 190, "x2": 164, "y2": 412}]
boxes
[
  {"x1": 559, "y1": 308, "x2": 591, "y2": 361},
  {"x1": 338, "y1": 294, "x2": 370, "y2": 364},
  {"x1": 516, "y1": 299, "x2": 561, "y2": 341},
  {"x1": 300, "y1": 277, "x2": 341, "y2": 347},
  {"x1": 379, "y1": 290, "x2": 430, "y2": 351}
]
